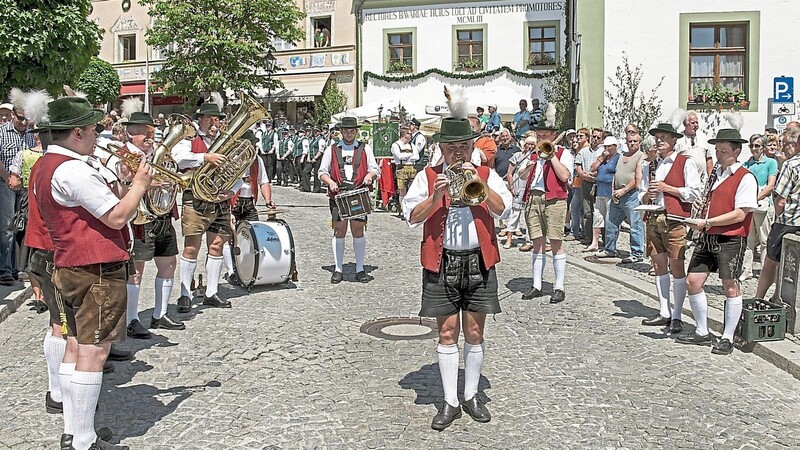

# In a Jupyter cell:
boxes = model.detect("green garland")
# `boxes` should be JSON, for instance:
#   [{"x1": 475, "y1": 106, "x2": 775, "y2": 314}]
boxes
[{"x1": 364, "y1": 66, "x2": 554, "y2": 84}]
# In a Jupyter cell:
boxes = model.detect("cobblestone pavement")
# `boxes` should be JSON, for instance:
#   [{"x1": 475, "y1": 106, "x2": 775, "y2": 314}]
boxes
[{"x1": 3, "y1": 186, "x2": 800, "y2": 449}]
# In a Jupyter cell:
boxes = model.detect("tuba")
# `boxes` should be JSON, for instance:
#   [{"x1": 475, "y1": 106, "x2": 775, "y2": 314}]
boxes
[
  {"x1": 134, "y1": 114, "x2": 197, "y2": 224},
  {"x1": 190, "y1": 92, "x2": 267, "y2": 202},
  {"x1": 445, "y1": 152, "x2": 488, "y2": 206}
]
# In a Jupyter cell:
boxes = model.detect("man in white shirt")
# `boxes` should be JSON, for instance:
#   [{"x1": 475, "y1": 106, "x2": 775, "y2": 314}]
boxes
[
  {"x1": 298, "y1": 127, "x2": 313, "y2": 192},
  {"x1": 403, "y1": 117, "x2": 511, "y2": 431},
  {"x1": 676, "y1": 111, "x2": 713, "y2": 179},
  {"x1": 409, "y1": 118, "x2": 428, "y2": 170},
  {"x1": 391, "y1": 127, "x2": 418, "y2": 218}
]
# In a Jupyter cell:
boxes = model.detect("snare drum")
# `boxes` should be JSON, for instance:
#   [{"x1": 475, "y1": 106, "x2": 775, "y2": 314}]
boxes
[
  {"x1": 334, "y1": 188, "x2": 373, "y2": 220},
  {"x1": 233, "y1": 220, "x2": 297, "y2": 289}
]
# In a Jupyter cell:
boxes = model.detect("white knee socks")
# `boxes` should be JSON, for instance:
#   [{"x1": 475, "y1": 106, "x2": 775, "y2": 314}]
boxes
[
  {"x1": 723, "y1": 296, "x2": 743, "y2": 341},
  {"x1": 153, "y1": 278, "x2": 173, "y2": 319},
  {"x1": 553, "y1": 254, "x2": 566, "y2": 290},
  {"x1": 43, "y1": 332, "x2": 65, "y2": 402},
  {"x1": 204, "y1": 255, "x2": 224, "y2": 298},
  {"x1": 59, "y1": 362, "x2": 76, "y2": 435},
  {"x1": 672, "y1": 277, "x2": 687, "y2": 321},
  {"x1": 71, "y1": 371, "x2": 102, "y2": 450},
  {"x1": 688, "y1": 292, "x2": 709, "y2": 336},
  {"x1": 222, "y1": 242, "x2": 234, "y2": 275},
  {"x1": 332, "y1": 237, "x2": 345, "y2": 273},
  {"x1": 532, "y1": 253, "x2": 546, "y2": 290},
  {"x1": 353, "y1": 236, "x2": 366, "y2": 272},
  {"x1": 126, "y1": 284, "x2": 140, "y2": 324},
  {"x1": 655, "y1": 274, "x2": 672, "y2": 319},
  {"x1": 179, "y1": 256, "x2": 197, "y2": 297},
  {"x1": 463, "y1": 341, "x2": 485, "y2": 402},
  {"x1": 436, "y1": 343, "x2": 460, "y2": 408}
]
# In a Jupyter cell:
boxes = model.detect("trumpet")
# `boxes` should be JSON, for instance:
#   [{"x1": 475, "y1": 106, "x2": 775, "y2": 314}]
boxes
[
  {"x1": 535, "y1": 130, "x2": 567, "y2": 160},
  {"x1": 95, "y1": 143, "x2": 192, "y2": 190},
  {"x1": 445, "y1": 152, "x2": 488, "y2": 206}
]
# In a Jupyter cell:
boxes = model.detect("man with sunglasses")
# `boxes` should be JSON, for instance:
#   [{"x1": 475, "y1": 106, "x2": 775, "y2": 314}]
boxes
[
  {"x1": 740, "y1": 134, "x2": 777, "y2": 280},
  {"x1": 0, "y1": 94, "x2": 35, "y2": 285}
]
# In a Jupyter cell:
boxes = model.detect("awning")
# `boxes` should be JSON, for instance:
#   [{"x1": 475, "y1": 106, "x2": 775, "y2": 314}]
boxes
[
  {"x1": 260, "y1": 73, "x2": 331, "y2": 103},
  {"x1": 120, "y1": 83, "x2": 145, "y2": 96}
]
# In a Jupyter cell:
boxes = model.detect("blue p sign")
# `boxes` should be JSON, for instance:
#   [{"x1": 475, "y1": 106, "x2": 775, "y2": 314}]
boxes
[{"x1": 774, "y1": 77, "x2": 794, "y2": 103}]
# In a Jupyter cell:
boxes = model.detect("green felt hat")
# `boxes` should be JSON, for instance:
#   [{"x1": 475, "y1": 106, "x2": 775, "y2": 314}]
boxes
[
  {"x1": 124, "y1": 111, "x2": 154, "y2": 126},
  {"x1": 432, "y1": 118, "x2": 481, "y2": 143},
  {"x1": 338, "y1": 116, "x2": 360, "y2": 129},
  {"x1": 31, "y1": 97, "x2": 104, "y2": 133},
  {"x1": 648, "y1": 123, "x2": 683, "y2": 138},
  {"x1": 708, "y1": 129, "x2": 748, "y2": 144},
  {"x1": 193, "y1": 102, "x2": 226, "y2": 120}
]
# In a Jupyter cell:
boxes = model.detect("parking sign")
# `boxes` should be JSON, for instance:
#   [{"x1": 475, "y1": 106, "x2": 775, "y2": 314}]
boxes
[{"x1": 774, "y1": 77, "x2": 794, "y2": 103}]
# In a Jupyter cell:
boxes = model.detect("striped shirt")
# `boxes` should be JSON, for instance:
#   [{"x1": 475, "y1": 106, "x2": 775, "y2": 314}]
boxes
[
  {"x1": 0, "y1": 122, "x2": 35, "y2": 173},
  {"x1": 774, "y1": 155, "x2": 800, "y2": 226}
]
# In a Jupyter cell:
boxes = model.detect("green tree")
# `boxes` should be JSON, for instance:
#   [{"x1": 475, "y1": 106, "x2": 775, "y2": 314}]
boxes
[
  {"x1": 0, "y1": 0, "x2": 102, "y2": 95},
  {"x1": 312, "y1": 81, "x2": 348, "y2": 127},
  {"x1": 75, "y1": 57, "x2": 121, "y2": 105},
  {"x1": 600, "y1": 53, "x2": 664, "y2": 136},
  {"x1": 141, "y1": 0, "x2": 306, "y2": 98},
  {"x1": 542, "y1": 62, "x2": 573, "y2": 130}
]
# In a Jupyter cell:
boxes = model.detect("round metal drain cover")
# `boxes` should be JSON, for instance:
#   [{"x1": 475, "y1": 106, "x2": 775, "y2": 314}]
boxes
[{"x1": 360, "y1": 317, "x2": 438, "y2": 341}]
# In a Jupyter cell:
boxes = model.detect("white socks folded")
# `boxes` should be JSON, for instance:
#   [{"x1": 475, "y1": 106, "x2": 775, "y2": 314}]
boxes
[
  {"x1": 43, "y1": 331, "x2": 65, "y2": 402},
  {"x1": 436, "y1": 343, "x2": 460, "y2": 408},
  {"x1": 723, "y1": 296, "x2": 743, "y2": 341},
  {"x1": 688, "y1": 292, "x2": 709, "y2": 336},
  {"x1": 204, "y1": 255, "x2": 224, "y2": 298},
  {"x1": 531, "y1": 253, "x2": 546, "y2": 290},
  {"x1": 222, "y1": 242, "x2": 235, "y2": 275},
  {"x1": 59, "y1": 362, "x2": 76, "y2": 436},
  {"x1": 153, "y1": 277, "x2": 173, "y2": 320},
  {"x1": 126, "y1": 284, "x2": 140, "y2": 325},
  {"x1": 463, "y1": 341, "x2": 485, "y2": 402},
  {"x1": 332, "y1": 237, "x2": 344, "y2": 273},
  {"x1": 553, "y1": 254, "x2": 566, "y2": 291},
  {"x1": 353, "y1": 237, "x2": 366, "y2": 272},
  {"x1": 655, "y1": 274, "x2": 672, "y2": 319},
  {"x1": 70, "y1": 371, "x2": 103, "y2": 450},
  {"x1": 672, "y1": 277, "x2": 687, "y2": 321},
  {"x1": 179, "y1": 256, "x2": 197, "y2": 297}
]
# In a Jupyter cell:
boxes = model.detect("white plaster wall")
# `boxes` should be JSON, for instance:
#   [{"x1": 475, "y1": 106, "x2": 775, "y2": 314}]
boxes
[{"x1": 603, "y1": 0, "x2": 800, "y2": 143}]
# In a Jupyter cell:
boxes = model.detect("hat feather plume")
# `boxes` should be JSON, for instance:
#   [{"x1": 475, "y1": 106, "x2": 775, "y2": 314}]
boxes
[
  {"x1": 209, "y1": 92, "x2": 225, "y2": 110},
  {"x1": 23, "y1": 90, "x2": 52, "y2": 125},
  {"x1": 443, "y1": 86, "x2": 468, "y2": 119},
  {"x1": 669, "y1": 108, "x2": 687, "y2": 130},
  {"x1": 723, "y1": 111, "x2": 744, "y2": 131},
  {"x1": 121, "y1": 97, "x2": 143, "y2": 119},
  {"x1": 543, "y1": 103, "x2": 556, "y2": 128},
  {"x1": 8, "y1": 88, "x2": 24, "y2": 110}
]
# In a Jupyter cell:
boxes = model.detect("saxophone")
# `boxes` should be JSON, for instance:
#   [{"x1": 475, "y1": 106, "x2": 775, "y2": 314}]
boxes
[{"x1": 190, "y1": 92, "x2": 268, "y2": 202}]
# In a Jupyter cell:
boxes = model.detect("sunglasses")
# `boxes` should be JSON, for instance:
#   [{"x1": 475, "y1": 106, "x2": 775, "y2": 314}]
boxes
[
  {"x1": 14, "y1": 114, "x2": 27, "y2": 122},
  {"x1": 591, "y1": 135, "x2": 602, "y2": 139},
  {"x1": 751, "y1": 143, "x2": 763, "y2": 148},
  {"x1": 576, "y1": 134, "x2": 587, "y2": 138}
]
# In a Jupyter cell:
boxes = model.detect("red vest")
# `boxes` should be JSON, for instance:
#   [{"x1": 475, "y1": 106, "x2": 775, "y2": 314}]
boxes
[
  {"x1": 24, "y1": 163, "x2": 54, "y2": 252},
  {"x1": 662, "y1": 153, "x2": 692, "y2": 218},
  {"x1": 327, "y1": 142, "x2": 369, "y2": 200},
  {"x1": 523, "y1": 146, "x2": 568, "y2": 202},
  {"x1": 33, "y1": 153, "x2": 129, "y2": 267},
  {"x1": 707, "y1": 167, "x2": 754, "y2": 237},
  {"x1": 230, "y1": 160, "x2": 260, "y2": 206},
  {"x1": 191, "y1": 135, "x2": 208, "y2": 154},
  {"x1": 420, "y1": 165, "x2": 500, "y2": 272}
]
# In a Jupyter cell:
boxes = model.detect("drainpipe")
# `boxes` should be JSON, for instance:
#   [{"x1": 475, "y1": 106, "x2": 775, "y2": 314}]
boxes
[{"x1": 355, "y1": 0, "x2": 365, "y2": 106}]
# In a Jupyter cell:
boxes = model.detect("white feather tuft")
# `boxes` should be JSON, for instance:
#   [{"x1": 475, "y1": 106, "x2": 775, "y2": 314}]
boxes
[
  {"x1": 8, "y1": 88, "x2": 24, "y2": 110},
  {"x1": 443, "y1": 85, "x2": 468, "y2": 119},
  {"x1": 72, "y1": 90, "x2": 88, "y2": 99},
  {"x1": 23, "y1": 90, "x2": 53, "y2": 125},
  {"x1": 121, "y1": 98, "x2": 143, "y2": 119},
  {"x1": 723, "y1": 111, "x2": 744, "y2": 131},
  {"x1": 669, "y1": 108, "x2": 687, "y2": 130},
  {"x1": 544, "y1": 103, "x2": 556, "y2": 127},
  {"x1": 209, "y1": 92, "x2": 225, "y2": 111}
]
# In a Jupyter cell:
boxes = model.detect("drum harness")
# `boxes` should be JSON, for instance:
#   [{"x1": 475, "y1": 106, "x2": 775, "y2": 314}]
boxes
[{"x1": 334, "y1": 141, "x2": 367, "y2": 192}]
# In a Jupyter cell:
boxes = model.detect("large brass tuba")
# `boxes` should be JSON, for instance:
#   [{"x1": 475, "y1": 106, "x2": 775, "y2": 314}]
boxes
[
  {"x1": 445, "y1": 152, "x2": 488, "y2": 206},
  {"x1": 190, "y1": 91, "x2": 267, "y2": 202},
  {"x1": 134, "y1": 114, "x2": 197, "y2": 224}
]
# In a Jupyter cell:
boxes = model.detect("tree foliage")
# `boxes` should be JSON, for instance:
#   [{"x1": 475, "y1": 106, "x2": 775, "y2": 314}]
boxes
[
  {"x1": 0, "y1": 0, "x2": 103, "y2": 96},
  {"x1": 75, "y1": 57, "x2": 121, "y2": 105},
  {"x1": 312, "y1": 81, "x2": 348, "y2": 127},
  {"x1": 141, "y1": 0, "x2": 306, "y2": 98},
  {"x1": 542, "y1": 62, "x2": 573, "y2": 130},
  {"x1": 601, "y1": 53, "x2": 664, "y2": 136}
]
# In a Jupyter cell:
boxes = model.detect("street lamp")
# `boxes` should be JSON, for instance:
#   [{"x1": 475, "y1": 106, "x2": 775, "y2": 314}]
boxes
[{"x1": 265, "y1": 49, "x2": 277, "y2": 126}]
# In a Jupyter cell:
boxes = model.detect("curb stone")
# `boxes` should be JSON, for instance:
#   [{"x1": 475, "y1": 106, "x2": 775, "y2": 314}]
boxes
[{"x1": 0, "y1": 285, "x2": 32, "y2": 325}]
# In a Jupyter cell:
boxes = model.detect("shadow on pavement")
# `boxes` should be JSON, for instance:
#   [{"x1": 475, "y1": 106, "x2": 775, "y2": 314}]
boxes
[
  {"x1": 612, "y1": 299, "x2": 659, "y2": 320},
  {"x1": 505, "y1": 277, "x2": 552, "y2": 294},
  {"x1": 399, "y1": 363, "x2": 492, "y2": 406}
]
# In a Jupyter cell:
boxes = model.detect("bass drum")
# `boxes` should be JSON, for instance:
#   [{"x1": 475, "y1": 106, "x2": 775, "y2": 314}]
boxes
[{"x1": 233, "y1": 219, "x2": 297, "y2": 289}]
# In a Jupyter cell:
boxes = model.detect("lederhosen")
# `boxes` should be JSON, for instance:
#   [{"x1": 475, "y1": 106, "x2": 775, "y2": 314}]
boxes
[{"x1": 181, "y1": 135, "x2": 232, "y2": 237}]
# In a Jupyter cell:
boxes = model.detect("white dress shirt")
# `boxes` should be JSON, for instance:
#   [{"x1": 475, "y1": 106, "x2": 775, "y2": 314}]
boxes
[
  {"x1": 676, "y1": 130, "x2": 711, "y2": 178},
  {"x1": 318, "y1": 140, "x2": 380, "y2": 182},
  {"x1": 403, "y1": 165, "x2": 512, "y2": 250},
  {"x1": 710, "y1": 163, "x2": 758, "y2": 212},
  {"x1": 171, "y1": 130, "x2": 214, "y2": 170},
  {"x1": 391, "y1": 140, "x2": 419, "y2": 165},
  {"x1": 520, "y1": 148, "x2": 574, "y2": 193},
  {"x1": 238, "y1": 156, "x2": 270, "y2": 198},
  {"x1": 638, "y1": 151, "x2": 702, "y2": 207},
  {"x1": 44, "y1": 145, "x2": 121, "y2": 218}
]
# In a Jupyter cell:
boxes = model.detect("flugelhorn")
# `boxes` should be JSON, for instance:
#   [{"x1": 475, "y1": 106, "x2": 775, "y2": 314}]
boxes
[
  {"x1": 96, "y1": 143, "x2": 192, "y2": 190},
  {"x1": 445, "y1": 152, "x2": 487, "y2": 206}
]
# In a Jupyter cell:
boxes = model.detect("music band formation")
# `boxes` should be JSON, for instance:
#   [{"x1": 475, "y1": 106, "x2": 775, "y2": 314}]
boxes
[{"x1": 3, "y1": 79, "x2": 796, "y2": 448}]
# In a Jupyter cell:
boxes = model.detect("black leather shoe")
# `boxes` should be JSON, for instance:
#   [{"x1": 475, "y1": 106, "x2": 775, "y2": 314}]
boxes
[
  {"x1": 46, "y1": 391, "x2": 62, "y2": 414},
  {"x1": 461, "y1": 397, "x2": 491, "y2": 423},
  {"x1": 330, "y1": 271, "x2": 343, "y2": 284},
  {"x1": 550, "y1": 289, "x2": 565, "y2": 304},
  {"x1": 676, "y1": 332, "x2": 713, "y2": 346},
  {"x1": 521, "y1": 287, "x2": 544, "y2": 300},
  {"x1": 641, "y1": 315, "x2": 671, "y2": 326},
  {"x1": 126, "y1": 319, "x2": 151, "y2": 339},
  {"x1": 107, "y1": 345, "x2": 132, "y2": 362},
  {"x1": 72, "y1": 436, "x2": 129, "y2": 450},
  {"x1": 202, "y1": 294, "x2": 232, "y2": 308},
  {"x1": 356, "y1": 271, "x2": 368, "y2": 283},
  {"x1": 668, "y1": 319, "x2": 683, "y2": 334},
  {"x1": 431, "y1": 402, "x2": 462, "y2": 431},
  {"x1": 711, "y1": 338, "x2": 734, "y2": 355},
  {"x1": 176, "y1": 295, "x2": 192, "y2": 313},
  {"x1": 103, "y1": 361, "x2": 114, "y2": 374},
  {"x1": 61, "y1": 428, "x2": 114, "y2": 450},
  {"x1": 224, "y1": 272, "x2": 242, "y2": 286},
  {"x1": 149, "y1": 314, "x2": 186, "y2": 330}
]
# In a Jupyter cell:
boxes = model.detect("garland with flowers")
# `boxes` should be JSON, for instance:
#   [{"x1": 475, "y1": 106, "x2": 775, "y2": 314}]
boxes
[{"x1": 363, "y1": 66, "x2": 554, "y2": 85}]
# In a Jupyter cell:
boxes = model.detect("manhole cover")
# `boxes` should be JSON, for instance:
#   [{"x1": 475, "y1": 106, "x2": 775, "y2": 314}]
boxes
[{"x1": 360, "y1": 317, "x2": 438, "y2": 341}]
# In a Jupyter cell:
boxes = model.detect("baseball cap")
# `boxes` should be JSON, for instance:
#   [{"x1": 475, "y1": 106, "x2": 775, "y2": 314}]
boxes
[{"x1": 602, "y1": 136, "x2": 618, "y2": 147}]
